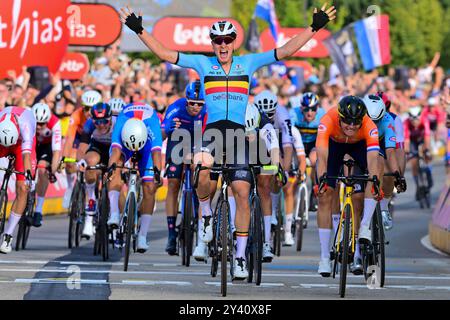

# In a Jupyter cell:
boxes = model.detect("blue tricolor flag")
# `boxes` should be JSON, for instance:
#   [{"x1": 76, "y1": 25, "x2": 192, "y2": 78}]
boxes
[
  {"x1": 353, "y1": 15, "x2": 391, "y2": 71},
  {"x1": 255, "y1": 0, "x2": 280, "y2": 42}
]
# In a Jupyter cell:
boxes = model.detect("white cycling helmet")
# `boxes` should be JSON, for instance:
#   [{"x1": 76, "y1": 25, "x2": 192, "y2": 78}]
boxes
[
  {"x1": 408, "y1": 106, "x2": 422, "y2": 119},
  {"x1": 121, "y1": 118, "x2": 148, "y2": 152},
  {"x1": 209, "y1": 20, "x2": 237, "y2": 39},
  {"x1": 32, "y1": 103, "x2": 51, "y2": 123},
  {"x1": 109, "y1": 98, "x2": 125, "y2": 115},
  {"x1": 245, "y1": 103, "x2": 261, "y2": 133},
  {"x1": 81, "y1": 90, "x2": 102, "y2": 108},
  {"x1": 0, "y1": 113, "x2": 20, "y2": 147},
  {"x1": 254, "y1": 90, "x2": 278, "y2": 120},
  {"x1": 363, "y1": 94, "x2": 386, "y2": 121}
]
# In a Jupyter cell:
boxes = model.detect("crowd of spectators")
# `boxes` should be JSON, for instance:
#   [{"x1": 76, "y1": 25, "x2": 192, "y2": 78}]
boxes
[{"x1": 0, "y1": 42, "x2": 449, "y2": 145}]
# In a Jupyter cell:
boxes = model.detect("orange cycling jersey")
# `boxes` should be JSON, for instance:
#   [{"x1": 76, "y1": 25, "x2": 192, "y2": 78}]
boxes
[
  {"x1": 67, "y1": 108, "x2": 88, "y2": 139},
  {"x1": 316, "y1": 108, "x2": 380, "y2": 153}
]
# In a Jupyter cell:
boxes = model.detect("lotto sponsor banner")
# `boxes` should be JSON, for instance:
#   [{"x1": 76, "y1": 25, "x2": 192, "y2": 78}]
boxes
[
  {"x1": 68, "y1": 3, "x2": 122, "y2": 46},
  {"x1": 152, "y1": 17, "x2": 244, "y2": 52},
  {"x1": 260, "y1": 28, "x2": 331, "y2": 58},
  {"x1": 0, "y1": 0, "x2": 71, "y2": 79},
  {"x1": 59, "y1": 51, "x2": 90, "y2": 80}
]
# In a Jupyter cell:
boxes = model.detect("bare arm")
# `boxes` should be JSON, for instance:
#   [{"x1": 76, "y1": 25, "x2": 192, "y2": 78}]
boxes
[
  {"x1": 119, "y1": 6, "x2": 178, "y2": 64},
  {"x1": 316, "y1": 146, "x2": 328, "y2": 181}
]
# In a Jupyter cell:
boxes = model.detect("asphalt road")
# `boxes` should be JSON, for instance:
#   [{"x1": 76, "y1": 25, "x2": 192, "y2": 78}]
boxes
[{"x1": 1, "y1": 163, "x2": 449, "y2": 301}]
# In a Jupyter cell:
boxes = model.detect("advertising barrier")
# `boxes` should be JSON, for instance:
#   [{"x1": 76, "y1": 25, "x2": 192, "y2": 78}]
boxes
[{"x1": 0, "y1": 0, "x2": 70, "y2": 78}]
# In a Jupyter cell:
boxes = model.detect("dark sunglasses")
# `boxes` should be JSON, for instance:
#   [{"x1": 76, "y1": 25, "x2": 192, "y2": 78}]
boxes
[
  {"x1": 83, "y1": 106, "x2": 91, "y2": 112},
  {"x1": 212, "y1": 36, "x2": 235, "y2": 45},
  {"x1": 187, "y1": 101, "x2": 205, "y2": 107},
  {"x1": 94, "y1": 118, "x2": 110, "y2": 126},
  {"x1": 302, "y1": 106, "x2": 317, "y2": 112},
  {"x1": 340, "y1": 118, "x2": 362, "y2": 126},
  {"x1": 37, "y1": 122, "x2": 47, "y2": 127}
]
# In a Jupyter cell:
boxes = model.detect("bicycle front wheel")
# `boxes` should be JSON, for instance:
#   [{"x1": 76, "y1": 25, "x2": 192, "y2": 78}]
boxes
[
  {"x1": 100, "y1": 187, "x2": 110, "y2": 261},
  {"x1": 253, "y1": 196, "x2": 263, "y2": 286},
  {"x1": 295, "y1": 187, "x2": 306, "y2": 252},
  {"x1": 373, "y1": 204, "x2": 385, "y2": 287},
  {"x1": 220, "y1": 200, "x2": 229, "y2": 297},
  {"x1": 183, "y1": 190, "x2": 194, "y2": 267},
  {"x1": 339, "y1": 204, "x2": 351, "y2": 298},
  {"x1": 124, "y1": 194, "x2": 136, "y2": 272}
]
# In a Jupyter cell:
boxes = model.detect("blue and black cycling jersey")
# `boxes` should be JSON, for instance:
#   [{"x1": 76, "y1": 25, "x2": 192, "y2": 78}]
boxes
[
  {"x1": 175, "y1": 50, "x2": 278, "y2": 126},
  {"x1": 289, "y1": 107, "x2": 325, "y2": 144}
]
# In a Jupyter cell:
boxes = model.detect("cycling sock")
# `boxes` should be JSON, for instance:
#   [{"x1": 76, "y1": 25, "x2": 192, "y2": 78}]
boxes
[
  {"x1": 108, "y1": 190, "x2": 120, "y2": 215},
  {"x1": 361, "y1": 199, "x2": 377, "y2": 228},
  {"x1": 85, "y1": 213, "x2": 93, "y2": 226},
  {"x1": 319, "y1": 228, "x2": 331, "y2": 259},
  {"x1": 318, "y1": 228, "x2": 331, "y2": 260},
  {"x1": 66, "y1": 172, "x2": 76, "y2": 190},
  {"x1": 380, "y1": 198, "x2": 390, "y2": 212},
  {"x1": 228, "y1": 196, "x2": 236, "y2": 230},
  {"x1": 236, "y1": 231, "x2": 249, "y2": 259},
  {"x1": 86, "y1": 183, "x2": 96, "y2": 202},
  {"x1": 35, "y1": 196, "x2": 45, "y2": 213},
  {"x1": 285, "y1": 213, "x2": 293, "y2": 234},
  {"x1": 199, "y1": 196, "x2": 212, "y2": 217},
  {"x1": 167, "y1": 216, "x2": 177, "y2": 237},
  {"x1": 5, "y1": 212, "x2": 21, "y2": 235},
  {"x1": 264, "y1": 215, "x2": 271, "y2": 243},
  {"x1": 332, "y1": 214, "x2": 340, "y2": 235},
  {"x1": 139, "y1": 214, "x2": 152, "y2": 237}
]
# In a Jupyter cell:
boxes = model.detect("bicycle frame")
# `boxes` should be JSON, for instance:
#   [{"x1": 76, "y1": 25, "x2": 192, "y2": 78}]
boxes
[
  {"x1": 123, "y1": 169, "x2": 140, "y2": 239},
  {"x1": 335, "y1": 184, "x2": 356, "y2": 255}
]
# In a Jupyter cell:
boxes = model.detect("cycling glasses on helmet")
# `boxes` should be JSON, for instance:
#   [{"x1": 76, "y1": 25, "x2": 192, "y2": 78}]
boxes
[{"x1": 212, "y1": 36, "x2": 235, "y2": 45}]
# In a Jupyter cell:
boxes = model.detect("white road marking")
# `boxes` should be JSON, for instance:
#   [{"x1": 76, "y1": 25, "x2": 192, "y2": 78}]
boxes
[
  {"x1": 420, "y1": 235, "x2": 449, "y2": 257},
  {"x1": 293, "y1": 283, "x2": 450, "y2": 291},
  {"x1": 204, "y1": 281, "x2": 285, "y2": 287},
  {"x1": 0, "y1": 267, "x2": 450, "y2": 281},
  {"x1": 8, "y1": 278, "x2": 192, "y2": 286}
]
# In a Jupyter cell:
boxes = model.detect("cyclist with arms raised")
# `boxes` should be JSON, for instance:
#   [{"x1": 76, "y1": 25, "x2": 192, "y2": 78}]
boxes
[{"x1": 120, "y1": 3, "x2": 336, "y2": 279}]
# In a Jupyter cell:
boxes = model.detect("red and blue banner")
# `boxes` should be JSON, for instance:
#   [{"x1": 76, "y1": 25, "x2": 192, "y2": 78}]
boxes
[{"x1": 353, "y1": 15, "x2": 391, "y2": 71}]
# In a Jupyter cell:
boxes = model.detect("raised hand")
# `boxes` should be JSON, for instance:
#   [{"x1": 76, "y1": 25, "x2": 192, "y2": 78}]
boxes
[
  {"x1": 119, "y1": 6, "x2": 144, "y2": 35},
  {"x1": 311, "y1": 3, "x2": 337, "y2": 32}
]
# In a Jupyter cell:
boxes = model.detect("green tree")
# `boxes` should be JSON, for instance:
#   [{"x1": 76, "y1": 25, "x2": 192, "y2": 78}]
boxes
[
  {"x1": 416, "y1": 0, "x2": 444, "y2": 64},
  {"x1": 383, "y1": 0, "x2": 427, "y2": 67}
]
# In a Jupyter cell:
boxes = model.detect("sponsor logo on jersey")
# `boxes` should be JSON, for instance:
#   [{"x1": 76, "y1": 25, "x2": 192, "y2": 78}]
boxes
[
  {"x1": 389, "y1": 136, "x2": 397, "y2": 142},
  {"x1": 212, "y1": 65, "x2": 219, "y2": 70},
  {"x1": 369, "y1": 128, "x2": 379, "y2": 137},
  {"x1": 318, "y1": 124, "x2": 327, "y2": 132},
  {"x1": 235, "y1": 64, "x2": 242, "y2": 70}
]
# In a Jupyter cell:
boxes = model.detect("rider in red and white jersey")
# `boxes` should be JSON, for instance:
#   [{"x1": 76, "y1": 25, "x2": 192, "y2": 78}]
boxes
[
  {"x1": 0, "y1": 107, "x2": 36, "y2": 254},
  {"x1": 32, "y1": 103, "x2": 62, "y2": 228}
]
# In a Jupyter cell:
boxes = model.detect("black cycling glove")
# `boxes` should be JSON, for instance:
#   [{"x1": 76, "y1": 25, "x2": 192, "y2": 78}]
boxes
[
  {"x1": 125, "y1": 13, "x2": 144, "y2": 35},
  {"x1": 311, "y1": 10, "x2": 330, "y2": 32}
]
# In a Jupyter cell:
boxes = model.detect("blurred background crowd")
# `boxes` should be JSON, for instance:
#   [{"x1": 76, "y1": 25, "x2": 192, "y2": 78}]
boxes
[{"x1": 1, "y1": 41, "x2": 449, "y2": 155}]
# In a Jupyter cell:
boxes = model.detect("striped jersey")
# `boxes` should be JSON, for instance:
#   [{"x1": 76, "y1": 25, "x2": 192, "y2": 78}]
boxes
[{"x1": 176, "y1": 50, "x2": 278, "y2": 125}]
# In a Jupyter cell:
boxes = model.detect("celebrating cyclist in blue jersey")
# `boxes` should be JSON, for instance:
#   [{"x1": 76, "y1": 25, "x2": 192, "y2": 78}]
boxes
[
  {"x1": 120, "y1": 3, "x2": 336, "y2": 280},
  {"x1": 161, "y1": 81, "x2": 207, "y2": 256}
]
